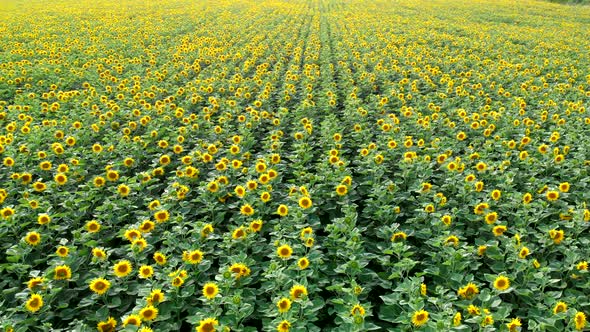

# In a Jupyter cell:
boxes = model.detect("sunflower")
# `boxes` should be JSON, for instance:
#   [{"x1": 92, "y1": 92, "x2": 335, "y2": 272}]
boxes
[
  {"x1": 440, "y1": 215, "x2": 452, "y2": 226},
  {"x1": 277, "y1": 244, "x2": 293, "y2": 259},
  {"x1": 553, "y1": 301, "x2": 567, "y2": 314},
  {"x1": 546, "y1": 190, "x2": 559, "y2": 201},
  {"x1": 97, "y1": 317, "x2": 117, "y2": 332},
  {"x1": 231, "y1": 226, "x2": 246, "y2": 240},
  {"x1": 260, "y1": 191, "x2": 271, "y2": 203},
  {"x1": 277, "y1": 204, "x2": 289, "y2": 217},
  {"x1": 122, "y1": 314, "x2": 142, "y2": 327},
  {"x1": 298, "y1": 197, "x2": 312, "y2": 209},
  {"x1": 351, "y1": 304, "x2": 366, "y2": 316},
  {"x1": 86, "y1": 220, "x2": 101, "y2": 233},
  {"x1": 575, "y1": 311, "x2": 587, "y2": 330},
  {"x1": 154, "y1": 252, "x2": 167, "y2": 265},
  {"x1": 89, "y1": 278, "x2": 111, "y2": 295},
  {"x1": 229, "y1": 263, "x2": 251, "y2": 279},
  {"x1": 92, "y1": 247, "x2": 107, "y2": 260},
  {"x1": 482, "y1": 315, "x2": 494, "y2": 326},
  {"x1": 38, "y1": 213, "x2": 51, "y2": 225},
  {"x1": 1, "y1": 207, "x2": 15, "y2": 219},
  {"x1": 444, "y1": 235, "x2": 459, "y2": 247},
  {"x1": 139, "y1": 220, "x2": 155, "y2": 233},
  {"x1": 27, "y1": 277, "x2": 45, "y2": 290},
  {"x1": 106, "y1": 170, "x2": 119, "y2": 182},
  {"x1": 289, "y1": 284, "x2": 307, "y2": 300},
  {"x1": 493, "y1": 275, "x2": 510, "y2": 291},
  {"x1": 154, "y1": 209, "x2": 170, "y2": 223},
  {"x1": 25, "y1": 293, "x2": 43, "y2": 313},
  {"x1": 196, "y1": 317, "x2": 219, "y2": 332},
  {"x1": 240, "y1": 204, "x2": 254, "y2": 216},
  {"x1": 203, "y1": 282, "x2": 219, "y2": 300},
  {"x1": 93, "y1": 176, "x2": 106, "y2": 187},
  {"x1": 518, "y1": 247, "x2": 530, "y2": 259},
  {"x1": 207, "y1": 181, "x2": 219, "y2": 193},
  {"x1": 124, "y1": 229, "x2": 141, "y2": 242},
  {"x1": 458, "y1": 283, "x2": 479, "y2": 299},
  {"x1": 25, "y1": 231, "x2": 41, "y2": 246},
  {"x1": 549, "y1": 229, "x2": 565, "y2": 244},
  {"x1": 335, "y1": 184, "x2": 348, "y2": 196},
  {"x1": 147, "y1": 289, "x2": 165, "y2": 305},
  {"x1": 54, "y1": 265, "x2": 72, "y2": 280},
  {"x1": 485, "y1": 212, "x2": 498, "y2": 224},
  {"x1": 277, "y1": 320, "x2": 291, "y2": 332},
  {"x1": 411, "y1": 310, "x2": 429, "y2": 327},
  {"x1": 172, "y1": 276, "x2": 184, "y2": 288},
  {"x1": 522, "y1": 193, "x2": 532, "y2": 204},
  {"x1": 139, "y1": 305, "x2": 158, "y2": 321},
  {"x1": 234, "y1": 185, "x2": 246, "y2": 198},
  {"x1": 201, "y1": 224, "x2": 214, "y2": 237},
  {"x1": 297, "y1": 257, "x2": 310, "y2": 270},
  {"x1": 277, "y1": 298, "x2": 291, "y2": 313},
  {"x1": 492, "y1": 225, "x2": 507, "y2": 236},
  {"x1": 453, "y1": 312, "x2": 462, "y2": 326},
  {"x1": 249, "y1": 219, "x2": 263, "y2": 232},
  {"x1": 138, "y1": 265, "x2": 154, "y2": 279},
  {"x1": 113, "y1": 260, "x2": 133, "y2": 278},
  {"x1": 184, "y1": 249, "x2": 204, "y2": 264},
  {"x1": 577, "y1": 261, "x2": 588, "y2": 271},
  {"x1": 33, "y1": 181, "x2": 47, "y2": 192},
  {"x1": 133, "y1": 238, "x2": 147, "y2": 252},
  {"x1": 467, "y1": 305, "x2": 480, "y2": 315},
  {"x1": 391, "y1": 231, "x2": 407, "y2": 242},
  {"x1": 117, "y1": 184, "x2": 130, "y2": 197},
  {"x1": 506, "y1": 318, "x2": 521, "y2": 332}
]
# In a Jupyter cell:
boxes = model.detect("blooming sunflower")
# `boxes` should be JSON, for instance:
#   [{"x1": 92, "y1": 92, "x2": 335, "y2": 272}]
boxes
[
  {"x1": 24, "y1": 231, "x2": 41, "y2": 246},
  {"x1": 575, "y1": 311, "x2": 587, "y2": 330},
  {"x1": 196, "y1": 317, "x2": 218, "y2": 332},
  {"x1": 289, "y1": 284, "x2": 307, "y2": 300},
  {"x1": 184, "y1": 249, "x2": 204, "y2": 264},
  {"x1": 249, "y1": 219, "x2": 263, "y2": 232},
  {"x1": 89, "y1": 278, "x2": 111, "y2": 295},
  {"x1": 277, "y1": 298, "x2": 291, "y2": 313},
  {"x1": 203, "y1": 282, "x2": 219, "y2": 300},
  {"x1": 113, "y1": 260, "x2": 133, "y2": 278},
  {"x1": 297, "y1": 257, "x2": 310, "y2": 270},
  {"x1": 37, "y1": 213, "x2": 51, "y2": 225},
  {"x1": 493, "y1": 275, "x2": 510, "y2": 291},
  {"x1": 240, "y1": 204, "x2": 255, "y2": 216},
  {"x1": 154, "y1": 209, "x2": 170, "y2": 223},
  {"x1": 147, "y1": 289, "x2": 165, "y2": 305},
  {"x1": 122, "y1": 314, "x2": 142, "y2": 327},
  {"x1": 277, "y1": 244, "x2": 293, "y2": 259},
  {"x1": 553, "y1": 301, "x2": 567, "y2": 314},
  {"x1": 138, "y1": 265, "x2": 154, "y2": 279},
  {"x1": 54, "y1": 265, "x2": 72, "y2": 280},
  {"x1": 277, "y1": 320, "x2": 291, "y2": 332},
  {"x1": 154, "y1": 251, "x2": 167, "y2": 265},
  {"x1": 139, "y1": 305, "x2": 158, "y2": 321},
  {"x1": 276, "y1": 204, "x2": 289, "y2": 217},
  {"x1": 411, "y1": 310, "x2": 429, "y2": 327},
  {"x1": 97, "y1": 317, "x2": 117, "y2": 332},
  {"x1": 232, "y1": 227, "x2": 246, "y2": 240},
  {"x1": 458, "y1": 283, "x2": 479, "y2": 299},
  {"x1": 229, "y1": 263, "x2": 251, "y2": 279},
  {"x1": 506, "y1": 318, "x2": 521, "y2": 332},
  {"x1": 298, "y1": 197, "x2": 312, "y2": 209},
  {"x1": 25, "y1": 293, "x2": 43, "y2": 313},
  {"x1": 351, "y1": 304, "x2": 366, "y2": 316},
  {"x1": 86, "y1": 220, "x2": 101, "y2": 233}
]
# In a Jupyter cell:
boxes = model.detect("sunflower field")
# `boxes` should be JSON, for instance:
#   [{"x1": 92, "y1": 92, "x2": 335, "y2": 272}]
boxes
[{"x1": 0, "y1": 0, "x2": 589, "y2": 331}]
